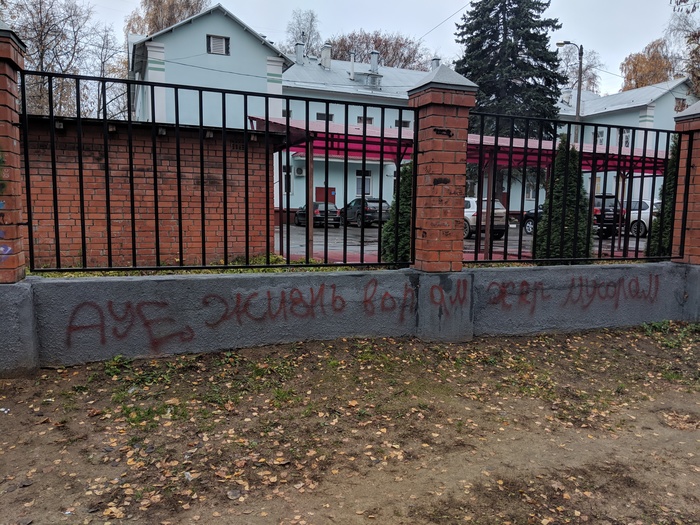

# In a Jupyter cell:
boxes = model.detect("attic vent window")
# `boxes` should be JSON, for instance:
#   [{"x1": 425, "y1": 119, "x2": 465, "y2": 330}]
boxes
[
  {"x1": 675, "y1": 97, "x2": 688, "y2": 112},
  {"x1": 207, "y1": 35, "x2": 230, "y2": 55}
]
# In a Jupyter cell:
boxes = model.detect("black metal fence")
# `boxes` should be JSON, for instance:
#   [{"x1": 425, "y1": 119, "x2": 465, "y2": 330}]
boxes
[
  {"x1": 19, "y1": 70, "x2": 417, "y2": 272},
  {"x1": 18, "y1": 70, "x2": 689, "y2": 272},
  {"x1": 464, "y1": 112, "x2": 688, "y2": 264}
]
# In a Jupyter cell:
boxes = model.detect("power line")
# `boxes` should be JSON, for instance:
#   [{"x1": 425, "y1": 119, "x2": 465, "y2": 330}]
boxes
[{"x1": 418, "y1": 3, "x2": 470, "y2": 41}]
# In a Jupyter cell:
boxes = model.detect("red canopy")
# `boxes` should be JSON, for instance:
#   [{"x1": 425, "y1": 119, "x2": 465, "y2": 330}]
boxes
[
  {"x1": 249, "y1": 117, "x2": 413, "y2": 163},
  {"x1": 467, "y1": 134, "x2": 668, "y2": 176}
]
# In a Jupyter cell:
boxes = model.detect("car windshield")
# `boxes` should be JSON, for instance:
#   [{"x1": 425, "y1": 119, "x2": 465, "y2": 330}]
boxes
[{"x1": 317, "y1": 203, "x2": 337, "y2": 211}]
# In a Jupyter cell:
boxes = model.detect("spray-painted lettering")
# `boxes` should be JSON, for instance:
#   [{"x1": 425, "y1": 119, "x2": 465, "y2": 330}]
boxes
[
  {"x1": 66, "y1": 300, "x2": 194, "y2": 353},
  {"x1": 563, "y1": 275, "x2": 660, "y2": 309}
]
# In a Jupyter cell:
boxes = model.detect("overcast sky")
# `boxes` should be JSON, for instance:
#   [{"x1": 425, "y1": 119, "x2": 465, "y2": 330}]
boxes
[{"x1": 90, "y1": 0, "x2": 679, "y2": 95}]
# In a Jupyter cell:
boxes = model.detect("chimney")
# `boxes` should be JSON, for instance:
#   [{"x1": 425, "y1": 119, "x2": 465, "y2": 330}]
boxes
[
  {"x1": 431, "y1": 57, "x2": 441, "y2": 70},
  {"x1": 370, "y1": 50, "x2": 379, "y2": 74},
  {"x1": 295, "y1": 42, "x2": 305, "y2": 65},
  {"x1": 320, "y1": 42, "x2": 332, "y2": 70},
  {"x1": 349, "y1": 51, "x2": 355, "y2": 80},
  {"x1": 561, "y1": 87, "x2": 572, "y2": 106}
]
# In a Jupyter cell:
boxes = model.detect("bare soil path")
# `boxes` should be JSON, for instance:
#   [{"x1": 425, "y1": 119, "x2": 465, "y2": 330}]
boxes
[{"x1": 1, "y1": 322, "x2": 698, "y2": 525}]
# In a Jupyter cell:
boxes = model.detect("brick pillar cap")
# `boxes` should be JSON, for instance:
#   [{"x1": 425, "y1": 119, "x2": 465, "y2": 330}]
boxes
[
  {"x1": 408, "y1": 64, "x2": 478, "y2": 97},
  {"x1": 0, "y1": 21, "x2": 27, "y2": 53},
  {"x1": 675, "y1": 99, "x2": 700, "y2": 123}
]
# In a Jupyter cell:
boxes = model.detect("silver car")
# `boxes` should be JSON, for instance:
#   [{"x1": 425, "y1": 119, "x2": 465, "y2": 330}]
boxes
[{"x1": 464, "y1": 197, "x2": 507, "y2": 239}]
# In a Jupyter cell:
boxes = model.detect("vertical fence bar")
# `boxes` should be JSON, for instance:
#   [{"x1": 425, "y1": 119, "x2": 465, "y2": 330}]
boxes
[
  {"x1": 243, "y1": 95, "x2": 250, "y2": 264},
  {"x1": 48, "y1": 77, "x2": 61, "y2": 268},
  {"x1": 174, "y1": 88, "x2": 184, "y2": 266},
  {"x1": 198, "y1": 90, "x2": 207, "y2": 265},
  {"x1": 19, "y1": 71, "x2": 35, "y2": 271},
  {"x1": 126, "y1": 81, "x2": 137, "y2": 268},
  {"x1": 101, "y1": 80, "x2": 113, "y2": 267},
  {"x1": 75, "y1": 78, "x2": 87, "y2": 268},
  {"x1": 150, "y1": 84, "x2": 161, "y2": 266},
  {"x1": 221, "y1": 92, "x2": 229, "y2": 265},
  {"x1": 678, "y1": 131, "x2": 693, "y2": 258}
]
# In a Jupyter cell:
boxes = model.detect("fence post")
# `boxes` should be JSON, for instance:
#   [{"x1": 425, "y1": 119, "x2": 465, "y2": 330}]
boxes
[
  {"x1": 675, "y1": 108, "x2": 700, "y2": 265},
  {"x1": 408, "y1": 66, "x2": 477, "y2": 272},
  {"x1": 0, "y1": 21, "x2": 25, "y2": 283}
]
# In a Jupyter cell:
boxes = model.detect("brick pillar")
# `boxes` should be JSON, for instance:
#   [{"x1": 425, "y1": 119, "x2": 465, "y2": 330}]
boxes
[
  {"x1": 675, "y1": 111, "x2": 700, "y2": 264},
  {"x1": 0, "y1": 23, "x2": 26, "y2": 283},
  {"x1": 408, "y1": 65, "x2": 477, "y2": 272}
]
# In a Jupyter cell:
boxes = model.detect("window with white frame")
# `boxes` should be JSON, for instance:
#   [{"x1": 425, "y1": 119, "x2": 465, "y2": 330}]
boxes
[
  {"x1": 395, "y1": 119, "x2": 411, "y2": 128},
  {"x1": 525, "y1": 177, "x2": 537, "y2": 200},
  {"x1": 620, "y1": 128, "x2": 631, "y2": 148},
  {"x1": 356, "y1": 170, "x2": 371, "y2": 196},
  {"x1": 282, "y1": 109, "x2": 292, "y2": 118},
  {"x1": 207, "y1": 35, "x2": 230, "y2": 55},
  {"x1": 357, "y1": 116, "x2": 374, "y2": 125},
  {"x1": 596, "y1": 129, "x2": 606, "y2": 146},
  {"x1": 675, "y1": 98, "x2": 688, "y2": 112},
  {"x1": 316, "y1": 112, "x2": 334, "y2": 121}
]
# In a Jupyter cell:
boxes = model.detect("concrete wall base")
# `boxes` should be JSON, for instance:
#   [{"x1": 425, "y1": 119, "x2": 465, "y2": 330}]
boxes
[{"x1": 0, "y1": 263, "x2": 697, "y2": 375}]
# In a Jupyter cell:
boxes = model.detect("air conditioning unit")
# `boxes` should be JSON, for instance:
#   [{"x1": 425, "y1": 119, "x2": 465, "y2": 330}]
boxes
[{"x1": 294, "y1": 167, "x2": 306, "y2": 177}]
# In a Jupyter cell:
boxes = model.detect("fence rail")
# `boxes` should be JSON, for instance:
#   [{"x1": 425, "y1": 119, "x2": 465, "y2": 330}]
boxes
[{"x1": 19, "y1": 70, "x2": 416, "y2": 272}]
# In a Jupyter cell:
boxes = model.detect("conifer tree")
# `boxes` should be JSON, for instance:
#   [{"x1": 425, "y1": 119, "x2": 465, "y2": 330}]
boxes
[
  {"x1": 647, "y1": 134, "x2": 680, "y2": 258},
  {"x1": 381, "y1": 163, "x2": 413, "y2": 264},
  {"x1": 454, "y1": 0, "x2": 565, "y2": 123},
  {"x1": 534, "y1": 136, "x2": 591, "y2": 263}
]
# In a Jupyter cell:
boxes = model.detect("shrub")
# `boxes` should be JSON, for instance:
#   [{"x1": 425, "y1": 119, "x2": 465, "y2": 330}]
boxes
[
  {"x1": 647, "y1": 134, "x2": 679, "y2": 258},
  {"x1": 381, "y1": 162, "x2": 413, "y2": 263},
  {"x1": 534, "y1": 136, "x2": 591, "y2": 263}
]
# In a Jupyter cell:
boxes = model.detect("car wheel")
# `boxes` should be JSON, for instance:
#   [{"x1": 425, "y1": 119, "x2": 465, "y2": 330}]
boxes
[
  {"x1": 523, "y1": 218, "x2": 535, "y2": 235},
  {"x1": 630, "y1": 220, "x2": 647, "y2": 238},
  {"x1": 463, "y1": 220, "x2": 472, "y2": 239},
  {"x1": 492, "y1": 230, "x2": 505, "y2": 240},
  {"x1": 294, "y1": 214, "x2": 301, "y2": 226},
  {"x1": 597, "y1": 228, "x2": 612, "y2": 239},
  {"x1": 333, "y1": 223, "x2": 340, "y2": 229}
]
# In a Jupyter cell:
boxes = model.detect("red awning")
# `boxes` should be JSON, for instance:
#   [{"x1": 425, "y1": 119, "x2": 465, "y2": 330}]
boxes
[
  {"x1": 467, "y1": 134, "x2": 668, "y2": 176},
  {"x1": 248, "y1": 117, "x2": 414, "y2": 163}
]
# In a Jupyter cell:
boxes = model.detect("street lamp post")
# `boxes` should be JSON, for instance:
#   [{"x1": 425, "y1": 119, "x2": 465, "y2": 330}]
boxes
[{"x1": 556, "y1": 40, "x2": 583, "y2": 122}]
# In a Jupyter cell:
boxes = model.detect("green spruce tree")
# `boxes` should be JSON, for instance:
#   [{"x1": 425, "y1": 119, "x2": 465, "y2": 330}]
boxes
[
  {"x1": 534, "y1": 137, "x2": 591, "y2": 263},
  {"x1": 381, "y1": 163, "x2": 413, "y2": 264},
  {"x1": 454, "y1": 0, "x2": 565, "y2": 122},
  {"x1": 647, "y1": 134, "x2": 680, "y2": 258}
]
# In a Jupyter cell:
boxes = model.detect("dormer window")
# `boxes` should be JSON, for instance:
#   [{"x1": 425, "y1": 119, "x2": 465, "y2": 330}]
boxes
[{"x1": 207, "y1": 35, "x2": 230, "y2": 55}]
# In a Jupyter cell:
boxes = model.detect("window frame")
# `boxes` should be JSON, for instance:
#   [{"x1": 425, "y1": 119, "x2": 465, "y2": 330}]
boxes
[{"x1": 207, "y1": 34, "x2": 230, "y2": 56}]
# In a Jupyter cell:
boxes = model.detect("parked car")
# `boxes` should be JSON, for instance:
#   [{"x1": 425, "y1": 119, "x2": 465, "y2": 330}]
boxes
[
  {"x1": 294, "y1": 202, "x2": 341, "y2": 228},
  {"x1": 627, "y1": 199, "x2": 660, "y2": 238},
  {"x1": 464, "y1": 197, "x2": 507, "y2": 239},
  {"x1": 593, "y1": 194, "x2": 625, "y2": 239},
  {"x1": 521, "y1": 204, "x2": 544, "y2": 235},
  {"x1": 341, "y1": 197, "x2": 390, "y2": 227}
]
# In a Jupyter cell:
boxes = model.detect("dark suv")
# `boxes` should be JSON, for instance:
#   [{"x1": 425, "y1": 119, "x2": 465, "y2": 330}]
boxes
[
  {"x1": 342, "y1": 198, "x2": 390, "y2": 227},
  {"x1": 593, "y1": 194, "x2": 624, "y2": 239}
]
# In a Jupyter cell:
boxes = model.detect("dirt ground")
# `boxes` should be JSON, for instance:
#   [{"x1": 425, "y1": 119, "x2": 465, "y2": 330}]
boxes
[{"x1": 1, "y1": 322, "x2": 698, "y2": 525}]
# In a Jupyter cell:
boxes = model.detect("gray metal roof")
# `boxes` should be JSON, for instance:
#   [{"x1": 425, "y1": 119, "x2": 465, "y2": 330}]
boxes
[
  {"x1": 558, "y1": 78, "x2": 691, "y2": 118},
  {"x1": 283, "y1": 56, "x2": 437, "y2": 102}
]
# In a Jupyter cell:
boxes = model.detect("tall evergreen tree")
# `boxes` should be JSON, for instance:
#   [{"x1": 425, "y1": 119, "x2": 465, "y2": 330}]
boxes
[{"x1": 454, "y1": 0, "x2": 565, "y2": 122}]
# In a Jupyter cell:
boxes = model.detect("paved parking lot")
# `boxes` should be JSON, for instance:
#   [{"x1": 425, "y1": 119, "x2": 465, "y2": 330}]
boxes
[{"x1": 274, "y1": 224, "x2": 648, "y2": 264}]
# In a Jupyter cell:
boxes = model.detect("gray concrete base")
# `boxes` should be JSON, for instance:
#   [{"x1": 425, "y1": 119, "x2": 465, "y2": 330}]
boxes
[
  {"x1": 0, "y1": 263, "x2": 698, "y2": 375},
  {"x1": 0, "y1": 281, "x2": 38, "y2": 377}
]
